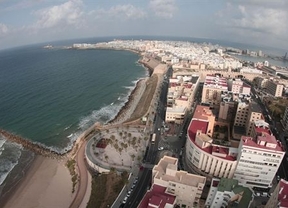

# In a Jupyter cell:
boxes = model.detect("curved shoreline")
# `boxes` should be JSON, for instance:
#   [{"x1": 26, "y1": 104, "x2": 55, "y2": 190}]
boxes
[{"x1": 0, "y1": 48, "x2": 154, "y2": 207}]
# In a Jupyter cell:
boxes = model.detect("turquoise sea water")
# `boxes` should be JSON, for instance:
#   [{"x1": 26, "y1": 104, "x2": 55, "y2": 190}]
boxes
[{"x1": 0, "y1": 41, "x2": 147, "y2": 190}]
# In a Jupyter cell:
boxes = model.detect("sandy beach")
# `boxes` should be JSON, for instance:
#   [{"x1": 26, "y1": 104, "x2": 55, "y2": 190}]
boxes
[{"x1": 3, "y1": 156, "x2": 73, "y2": 208}]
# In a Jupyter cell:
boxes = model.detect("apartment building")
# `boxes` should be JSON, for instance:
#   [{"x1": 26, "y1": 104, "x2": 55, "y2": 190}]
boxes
[
  {"x1": 245, "y1": 102, "x2": 265, "y2": 136},
  {"x1": 227, "y1": 79, "x2": 251, "y2": 95},
  {"x1": 165, "y1": 74, "x2": 199, "y2": 123},
  {"x1": 265, "y1": 179, "x2": 288, "y2": 208},
  {"x1": 233, "y1": 135, "x2": 285, "y2": 190},
  {"x1": 151, "y1": 156, "x2": 206, "y2": 208},
  {"x1": 218, "y1": 101, "x2": 230, "y2": 120},
  {"x1": 266, "y1": 80, "x2": 283, "y2": 97},
  {"x1": 281, "y1": 107, "x2": 288, "y2": 131},
  {"x1": 185, "y1": 105, "x2": 238, "y2": 179},
  {"x1": 232, "y1": 101, "x2": 250, "y2": 140},
  {"x1": 205, "y1": 178, "x2": 253, "y2": 208},
  {"x1": 201, "y1": 75, "x2": 228, "y2": 107}
]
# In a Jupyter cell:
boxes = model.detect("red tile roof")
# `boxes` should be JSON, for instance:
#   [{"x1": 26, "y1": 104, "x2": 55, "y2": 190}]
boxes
[
  {"x1": 241, "y1": 136, "x2": 284, "y2": 151},
  {"x1": 138, "y1": 184, "x2": 176, "y2": 208},
  {"x1": 188, "y1": 119, "x2": 236, "y2": 161},
  {"x1": 279, "y1": 179, "x2": 288, "y2": 207}
]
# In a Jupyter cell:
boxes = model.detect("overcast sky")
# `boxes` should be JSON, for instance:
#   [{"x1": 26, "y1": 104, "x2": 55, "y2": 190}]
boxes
[{"x1": 0, "y1": 0, "x2": 287, "y2": 51}]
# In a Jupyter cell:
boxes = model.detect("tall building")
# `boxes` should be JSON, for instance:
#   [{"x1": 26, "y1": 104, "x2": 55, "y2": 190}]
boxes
[
  {"x1": 202, "y1": 75, "x2": 228, "y2": 107},
  {"x1": 258, "y1": 50, "x2": 263, "y2": 57},
  {"x1": 227, "y1": 79, "x2": 251, "y2": 95},
  {"x1": 218, "y1": 101, "x2": 230, "y2": 120},
  {"x1": 245, "y1": 102, "x2": 265, "y2": 136},
  {"x1": 233, "y1": 135, "x2": 285, "y2": 190},
  {"x1": 151, "y1": 156, "x2": 206, "y2": 208},
  {"x1": 185, "y1": 105, "x2": 238, "y2": 179},
  {"x1": 266, "y1": 80, "x2": 284, "y2": 97},
  {"x1": 281, "y1": 107, "x2": 288, "y2": 131},
  {"x1": 205, "y1": 178, "x2": 253, "y2": 208},
  {"x1": 265, "y1": 179, "x2": 288, "y2": 208}
]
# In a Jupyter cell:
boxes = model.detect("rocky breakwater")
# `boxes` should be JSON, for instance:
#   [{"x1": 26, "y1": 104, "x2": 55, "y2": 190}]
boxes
[{"x1": 0, "y1": 129, "x2": 64, "y2": 159}]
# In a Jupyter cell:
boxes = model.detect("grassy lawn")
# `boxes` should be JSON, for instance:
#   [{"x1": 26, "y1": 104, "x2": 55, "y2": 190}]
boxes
[{"x1": 87, "y1": 171, "x2": 128, "y2": 208}]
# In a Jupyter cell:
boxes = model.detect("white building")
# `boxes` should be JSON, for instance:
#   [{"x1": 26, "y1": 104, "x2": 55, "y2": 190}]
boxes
[
  {"x1": 152, "y1": 156, "x2": 206, "y2": 208},
  {"x1": 233, "y1": 134, "x2": 285, "y2": 189},
  {"x1": 185, "y1": 106, "x2": 238, "y2": 179},
  {"x1": 202, "y1": 75, "x2": 228, "y2": 107}
]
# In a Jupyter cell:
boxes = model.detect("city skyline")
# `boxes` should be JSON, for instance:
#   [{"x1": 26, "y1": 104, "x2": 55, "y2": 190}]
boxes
[{"x1": 0, "y1": 0, "x2": 288, "y2": 50}]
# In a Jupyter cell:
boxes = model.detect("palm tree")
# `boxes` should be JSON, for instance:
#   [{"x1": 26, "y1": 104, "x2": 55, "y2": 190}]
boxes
[
  {"x1": 105, "y1": 155, "x2": 109, "y2": 162},
  {"x1": 130, "y1": 154, "x2": 135, "y2": 161}
]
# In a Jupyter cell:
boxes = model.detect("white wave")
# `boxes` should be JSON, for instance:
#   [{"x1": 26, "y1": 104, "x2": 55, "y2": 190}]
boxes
[
  {"x1": 78, "y1": 104, "x2": 122, "y2": 130},
  {"x1": 64, "y1": 124, "x2": 72, "y2": 130},
  {"x1": 0, "y1": 142, "x2": 22, "y2": 186},
  {"x1": 0, "y1": 137, "x2": 6, "y2": 149},
  {"x1": 123, "y1": 86, "x2": 134, "y2": 90},
  {"x1": 67, "y1": 133, "x2": 73, "y2": 138}
]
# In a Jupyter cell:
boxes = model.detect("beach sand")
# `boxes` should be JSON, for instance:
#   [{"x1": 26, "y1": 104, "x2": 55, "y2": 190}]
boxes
[{"x1": 3, "y1": 156, "x2": 73, "y2": 208}]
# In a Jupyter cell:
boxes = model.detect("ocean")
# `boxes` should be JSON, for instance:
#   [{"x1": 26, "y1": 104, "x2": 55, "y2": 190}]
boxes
[
  {"x1": 0, "y1": 36, "x2": 287, "y2": 198},
  {"x1": 0, "y1": 39, "x2": 147, "y2": 196}
]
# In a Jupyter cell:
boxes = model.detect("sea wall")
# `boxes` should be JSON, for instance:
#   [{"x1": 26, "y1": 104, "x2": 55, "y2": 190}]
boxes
[
  {"x1": 139, "y1": 57, "x2": 160, "y2": 76},
  {"x1": 0, "y1": 129, "x2": 63, "y2": 158}
]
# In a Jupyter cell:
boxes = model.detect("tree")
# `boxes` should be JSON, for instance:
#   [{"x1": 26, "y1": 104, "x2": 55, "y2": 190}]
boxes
[
  {"x1": 105, "y1": 155, "x2": 109, "y2": 162},
  {"x1": 130, "y1": 154, "x2": 135, "y2": 161}
]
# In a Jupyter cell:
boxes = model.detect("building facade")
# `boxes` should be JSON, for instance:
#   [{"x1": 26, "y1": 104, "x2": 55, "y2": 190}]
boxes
[
  {"x1": 201, "y1": 75, "x2": 228, "y2": 107},
  {"x1": 185, "y1": 105, "x2": 238, "y2": 179},
  {"x1": 265, "y1": 179, "x2": 288, "y2": 208},
  {"x1": 152, "y1": 156, "x2": 206, "y2": 208},
  {"x1": 233, "y1": 135, "x2": 285, "y2": 189},
  {"x1": 281, "y1": 107, "x2": 288, "y2": 131},
  {"x1": 266, "y1": 80, "x2": 283, "y2": 97}
]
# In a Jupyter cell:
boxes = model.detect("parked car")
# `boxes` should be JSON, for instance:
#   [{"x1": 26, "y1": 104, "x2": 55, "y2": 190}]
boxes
[
  {"x1": 122, "y1": 196, "x2": 128, "y2": 204},
  {"x1": 158, "y1": 146, "x2": 164, "y2": 151}
]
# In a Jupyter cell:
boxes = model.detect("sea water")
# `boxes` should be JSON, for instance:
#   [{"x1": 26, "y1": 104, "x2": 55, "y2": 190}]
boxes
[{"x1": 0, "y1": 39, "x2": 147, "y2": 192}]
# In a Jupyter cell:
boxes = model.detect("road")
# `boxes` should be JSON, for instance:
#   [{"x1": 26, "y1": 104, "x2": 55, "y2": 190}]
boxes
[
  {"x1": 121, "y1": 68, "x2": 172, "y2": 208},
  {"x1": 69, "y1": 140, "x2": 89, "y2": 208}
]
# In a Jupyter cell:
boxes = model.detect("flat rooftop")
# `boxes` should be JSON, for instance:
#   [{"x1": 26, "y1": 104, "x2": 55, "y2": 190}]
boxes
[
  {"x1": 193, "y1": 105, "x2": 214, "y2": 120},
  {"x1": 153, "y1": 156, "x2": 206, "y2": 187},
  {"x1": 241, "y1": 136, "x2": 284, "y2": 152}
]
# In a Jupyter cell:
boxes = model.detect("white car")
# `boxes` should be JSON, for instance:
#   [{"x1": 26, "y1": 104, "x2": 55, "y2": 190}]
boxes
[
  {"x1": 122, "y1": 196, "x2": 128, "y2": 204},
  {"x1": 158, "y1": 146, "x2": 164, "y2": 151}
]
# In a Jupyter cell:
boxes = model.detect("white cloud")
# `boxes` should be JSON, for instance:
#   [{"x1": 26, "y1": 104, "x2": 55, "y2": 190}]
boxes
[
  {"x1": 32, "y1": 0, "x2": 83, "y2": 29},
  {"x1": 0, "y1": 23, "x2": 8, "y2": 36},
  {"x1": 149, "y1": 0, "x2": 177, "y2": 19},
  {"x1": 90, "y1": 4, "x2": 146, "y2": 20},
  {"x1": 216, "y1": 1, "x2": 288, "y2": 47}
]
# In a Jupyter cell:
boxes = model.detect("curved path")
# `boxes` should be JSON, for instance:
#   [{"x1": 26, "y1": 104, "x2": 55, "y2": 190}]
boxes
[{"x1": 69, "y1": 140, "x2": 88, "y2": 208}]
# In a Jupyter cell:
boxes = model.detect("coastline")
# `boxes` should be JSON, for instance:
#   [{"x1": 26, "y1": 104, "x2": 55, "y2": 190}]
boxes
[
  {"x1": 2, "y1": 156, "x2": 73, "y2": 208},
  {"x1": 0, "y1": 49, "x2": 156, "y2": 208}
]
